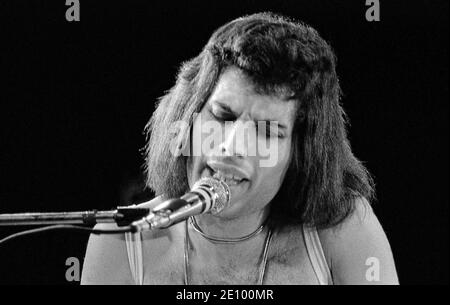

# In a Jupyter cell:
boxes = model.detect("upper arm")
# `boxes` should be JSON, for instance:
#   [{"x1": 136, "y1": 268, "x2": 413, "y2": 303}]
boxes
[
  {"x1": 81, "y1": 223, "x2": 134, "y2": 285},
  {"x1": 319, "y1": 198, "x2": 399, "y2": 285}
]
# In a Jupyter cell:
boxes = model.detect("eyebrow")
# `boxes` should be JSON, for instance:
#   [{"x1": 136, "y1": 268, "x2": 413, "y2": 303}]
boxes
[{"x1": 213, "y1": 100, "x2": 288, "y2": 130}]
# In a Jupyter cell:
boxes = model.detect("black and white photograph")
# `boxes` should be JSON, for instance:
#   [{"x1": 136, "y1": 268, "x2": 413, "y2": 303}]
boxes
[{"x1": 0, "y1": 1, "x2": 447, "y2": 288}]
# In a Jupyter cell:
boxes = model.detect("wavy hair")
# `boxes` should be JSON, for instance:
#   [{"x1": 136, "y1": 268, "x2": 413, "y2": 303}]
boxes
[{"x1": 144, "y1": 12, "x2": 375, "y2": 229}]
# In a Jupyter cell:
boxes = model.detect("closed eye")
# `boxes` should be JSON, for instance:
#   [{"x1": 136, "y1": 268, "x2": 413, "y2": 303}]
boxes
[
  {"x1": 257, "y1": 122, "x2": 285, "y2": 139},
  {"x1": 208, "y1": 107, "x2": 235, "y2": 122}
]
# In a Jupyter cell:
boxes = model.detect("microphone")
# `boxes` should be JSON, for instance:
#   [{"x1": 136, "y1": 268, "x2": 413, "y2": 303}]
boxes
[{"x1": 131, "y1": 177, "x2": 231, "y2": 232}]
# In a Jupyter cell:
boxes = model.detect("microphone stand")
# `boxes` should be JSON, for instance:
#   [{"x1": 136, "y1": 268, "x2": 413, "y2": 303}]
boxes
[{"x1": 0, "y1": 206, "x2": 150, "y2": 227}]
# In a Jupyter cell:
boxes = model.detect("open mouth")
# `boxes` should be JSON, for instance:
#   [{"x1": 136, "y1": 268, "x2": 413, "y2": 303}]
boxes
[{"x1": 205, "y1": 165, "x2": 248, "y2": 186}]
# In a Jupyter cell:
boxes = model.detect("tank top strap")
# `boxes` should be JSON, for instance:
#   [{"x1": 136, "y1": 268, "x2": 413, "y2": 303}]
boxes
[
  {"x1": 125, "y1": 232, "x2": 144, "y2": 285},
  {"x1": 302, "y1": 225, "x2": 333, "y2": 285},
  {"x1": 123, "y1": 197, "x2": 166, "y2": 285}
]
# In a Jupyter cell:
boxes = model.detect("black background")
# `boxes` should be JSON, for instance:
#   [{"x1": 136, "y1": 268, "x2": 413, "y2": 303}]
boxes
[{"x1": 0, "y1": 0, "x2": 447, "y2": 284}]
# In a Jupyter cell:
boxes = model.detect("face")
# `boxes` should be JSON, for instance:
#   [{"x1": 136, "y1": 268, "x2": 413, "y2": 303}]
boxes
[{"x1": 186, "y1": 67, "x2": 296, "y2": 219}]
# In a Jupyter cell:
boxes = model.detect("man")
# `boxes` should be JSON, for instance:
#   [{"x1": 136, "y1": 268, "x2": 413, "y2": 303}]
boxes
[{"x1": 81, "y1": 12, "x2": 398, "y2": 285}]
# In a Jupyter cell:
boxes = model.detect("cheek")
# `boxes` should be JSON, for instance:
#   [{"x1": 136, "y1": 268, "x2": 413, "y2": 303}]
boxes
[
  {"x1": 261, "y1": 139, "x2": 292, "y2": 186},
  {"x1": 277, "y1": 140, "x2": 292, "y2": 164},
  {"x1": 248, "y1": 166, "x2": 287, "y2": 210},
  {"x1": 191, "y1": 111, "x2": 222, "y2": 157},
  {"x1": 260, "y1": 137, "x2": 292, "y2": 168}
]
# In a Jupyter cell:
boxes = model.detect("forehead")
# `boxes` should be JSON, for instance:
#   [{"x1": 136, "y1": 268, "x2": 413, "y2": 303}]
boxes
[{"x1": 207, "y1": 67, "x2": 297, "y2": 126}]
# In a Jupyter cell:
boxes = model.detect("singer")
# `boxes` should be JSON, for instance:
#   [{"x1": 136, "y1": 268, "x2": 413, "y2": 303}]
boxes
[{"x1": 81, "y1": 12, "x2": 398, "y2": 285}]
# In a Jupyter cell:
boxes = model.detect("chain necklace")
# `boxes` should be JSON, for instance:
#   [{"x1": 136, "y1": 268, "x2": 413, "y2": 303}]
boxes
[
  {"x1": 183, "y1": 217, "x2": 273, "y2": 285},
  {"x1": 189, "y1": 216, "x2": 266, "y2": 244}
]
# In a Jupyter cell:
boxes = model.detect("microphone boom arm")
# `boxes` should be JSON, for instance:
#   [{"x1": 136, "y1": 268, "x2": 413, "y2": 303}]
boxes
[{"x1": 0, "y1": 207, "x2": 150, "y2": 227}]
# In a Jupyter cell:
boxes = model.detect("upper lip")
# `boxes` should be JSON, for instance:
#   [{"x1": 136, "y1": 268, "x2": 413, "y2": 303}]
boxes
[{"x1": 206, "y1": 161, "x2": 250, "y2": 181}]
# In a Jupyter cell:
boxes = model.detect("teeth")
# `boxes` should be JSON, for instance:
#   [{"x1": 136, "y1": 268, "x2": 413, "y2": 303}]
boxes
[{"x1": 212, "y1": 170, "x2": 243, "y2": 186}]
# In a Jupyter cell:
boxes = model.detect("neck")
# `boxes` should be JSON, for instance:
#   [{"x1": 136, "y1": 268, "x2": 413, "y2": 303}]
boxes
[
  {"x1": 188, "y1": 208, "x2": 270, "y2": 265},
  {"x1": 194, "y1": 207, "x2": 269, "y2": 239}
]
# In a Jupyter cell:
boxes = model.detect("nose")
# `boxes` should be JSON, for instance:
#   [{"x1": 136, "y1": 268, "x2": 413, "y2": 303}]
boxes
[{"x1": 218, "y1": 120, "x2": 255, "y2": 157}]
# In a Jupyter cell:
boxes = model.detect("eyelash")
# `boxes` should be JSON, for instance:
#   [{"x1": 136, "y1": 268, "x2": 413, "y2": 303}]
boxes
[
  {"x1": 209, "y1": 109, "x2": 233, "y2": 122},
  {"x1": 208, "y1": 108, "x2": 284, "y2": 139}
]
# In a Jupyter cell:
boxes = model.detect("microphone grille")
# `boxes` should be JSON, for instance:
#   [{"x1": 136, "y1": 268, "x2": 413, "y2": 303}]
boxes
[{"x1": 192, "y1": 177, "x2": 231, "y2": 215}]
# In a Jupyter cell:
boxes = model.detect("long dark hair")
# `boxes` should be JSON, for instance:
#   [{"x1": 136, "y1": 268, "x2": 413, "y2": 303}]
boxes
[{"x1": 144, "y1": 12, "x2": 375, "y2": 229}]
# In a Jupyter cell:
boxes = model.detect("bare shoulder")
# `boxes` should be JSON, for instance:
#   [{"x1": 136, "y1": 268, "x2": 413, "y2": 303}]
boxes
[
  {"x1": 81, "y1": 223, "x2": 133, "y2": 285},
  {"x1": 318, "y1": 197, "x2": 399, "y2": 284}
]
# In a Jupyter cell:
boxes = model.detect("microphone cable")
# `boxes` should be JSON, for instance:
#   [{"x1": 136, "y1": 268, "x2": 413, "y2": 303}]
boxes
[{"x1": 0, "y1": 224, "x2": 134, "y2": 247}]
